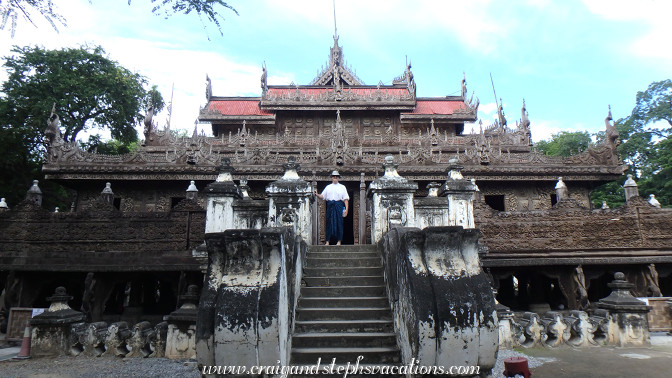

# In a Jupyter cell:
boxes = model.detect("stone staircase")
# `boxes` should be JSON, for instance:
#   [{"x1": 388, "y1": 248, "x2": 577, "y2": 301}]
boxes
[{"x1": 291, "y1": 244, "x2": 401, "y2": 370}]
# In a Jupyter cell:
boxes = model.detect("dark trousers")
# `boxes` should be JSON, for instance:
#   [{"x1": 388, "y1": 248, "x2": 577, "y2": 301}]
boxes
[{"x1": 325, "y1": 200, "x2": 345, "y2": 243}]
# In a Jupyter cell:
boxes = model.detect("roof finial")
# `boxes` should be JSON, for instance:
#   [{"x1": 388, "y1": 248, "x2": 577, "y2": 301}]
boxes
[
  {"x1": 333, "y1": 0, "x2": 338, "y2": 39},
  {"x1": 461, "y1": 72, "x2": 467, "y2": 98}
]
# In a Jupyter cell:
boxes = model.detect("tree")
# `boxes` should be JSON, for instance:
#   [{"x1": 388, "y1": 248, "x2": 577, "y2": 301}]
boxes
[
  {"x1": 0, "y1": 45, "x2": 161, "y2": 208},
  {"x1": 535, "y1": 131, "x2": 592, "y2": 157},
  {"x1": 1, "y1": 0, "x2": 237, "y2": 37},
  {"x1": 590, "y1": 80, "x2": 672, "y2": 208},
  {"x1": 2, "y1": 45, "x2": 154, "y2": 144},
  {"x1": 629, "y1": 79, "x2": 672, "y2": 129}
]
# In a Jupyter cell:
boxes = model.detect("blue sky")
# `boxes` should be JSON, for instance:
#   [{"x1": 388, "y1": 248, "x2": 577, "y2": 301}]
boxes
[{"x1": 1, "y1": 0, "x2": 670, "y2": 142}]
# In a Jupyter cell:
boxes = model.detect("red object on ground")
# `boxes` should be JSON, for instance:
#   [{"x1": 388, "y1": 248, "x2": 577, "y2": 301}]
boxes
[
  {"x1": 13, "y1": 320, "x2": 31, "y2": 360},
  {"x1": 503, "y1": 356, "x2": 531, "y2": 378}
]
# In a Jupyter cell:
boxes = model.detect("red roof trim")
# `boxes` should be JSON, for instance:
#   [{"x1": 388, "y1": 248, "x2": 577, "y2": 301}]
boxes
[
  {"x1": 207, "y1": 99, "x2": 273, "y2": 116},
  {"x1": 403, "y1": 100, "x2": 466, "y2": 115}
]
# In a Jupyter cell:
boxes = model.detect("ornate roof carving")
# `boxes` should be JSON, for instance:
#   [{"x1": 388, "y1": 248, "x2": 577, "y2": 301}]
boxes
[
  {"x1": 310, "y1": 35, "x2": 363, "y2": 86},
  {"x1": 260, "y1": 86, "x2": 416, "y2": 109}
]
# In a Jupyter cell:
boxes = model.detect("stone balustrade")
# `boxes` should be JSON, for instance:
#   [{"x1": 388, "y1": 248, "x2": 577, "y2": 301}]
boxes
[{"x1": 498, "y1": 272, "x2": 651, "y2": 349}]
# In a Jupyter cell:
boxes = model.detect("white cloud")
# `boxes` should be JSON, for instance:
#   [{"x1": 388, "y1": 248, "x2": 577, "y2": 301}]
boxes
[
  {"x1": 582, "y1": 0, "x2": 672, "y2": 64},
  {"x1": 530, "y1": 119, "x2": 595, "y2": 143},
  {"x1": 265, "y1": 0, "x2": 509, "y2": 55},
  {"x1": 479, "y1": 102, "x2": 498, "y2": 115}
]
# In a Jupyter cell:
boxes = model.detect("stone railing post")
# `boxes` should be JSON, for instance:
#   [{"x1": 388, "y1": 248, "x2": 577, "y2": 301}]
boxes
[
  {"x1": 368, "y1": 155, "x2": 418, "y2": 243},
  {"x1": 439, "y1": 159, "x2": 477, "y2": 228},
  {"x1": 623, "y1": 174, "x2": 639, "y2": 203},
  {"x1": 30, "y1": 287, "x2": 86, "y2": 357},
  {"x1": 101, "y1": 182, "x2": 114, "y2": 205},
  {"x1": 165, "y1": 284, "x2": 199, "y2": 359},
  {"x1": 495, "y1": 289, "x2": 522, "y2": 349},
  {"x1": 597, "y1": 272, "x2": 652, "y2": 346},
  {"x1": 186, "y1": 180, "x2": 199, "y2": 201},
  {"x1": 26, "y1": 180, "x2": 43, "y2": 207},
  {"x1": 204, "y1": 158, "x2": 240, "y2": 234},
  {"x1": 0, "y1": 197, "x2": 8, "y2": 210},
  {"x1": 265, "y1": 156, "x2": 313, "y2": 244}
]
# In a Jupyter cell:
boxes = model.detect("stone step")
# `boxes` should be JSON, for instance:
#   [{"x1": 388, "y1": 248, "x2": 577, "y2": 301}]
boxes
[
  {"x1": 292, "y1": 332, "x2": 397, "y2": 348},
  {"x1": 308, "y1": 245, "x2": 378, "y2": 253},
  {"x1": 305, "y1": 257, "x2": 381, "y2": 268},
  {"x1": 299, "y1": 297, "x2": 389, "y2": 308},
  {"x1": 296, "y1": 307, "x2": 392, "y2": 321},
  {"x1": 306, "y1": 251, "x2": 380, "y2": 259},
  {"x1": 300, "y1": 286, "x2": 386, "y2": 297},
  {"x1": 303, "y1": 266, "x2": 383, "y2": 277},
  {"x1": 303, "y1": 276, "x2": 384, "y2": 287},
  {"x1": 290, "y1": 347, "x2": 401, "y2": 364},
  {"x1": 294, "y1": 319, "x2": 394, "y2": 333}
]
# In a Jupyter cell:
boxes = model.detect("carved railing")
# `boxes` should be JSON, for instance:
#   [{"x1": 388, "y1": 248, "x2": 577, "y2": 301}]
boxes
[{"x1": 68, "y1": 320, "x2": 168, "y2": 358}]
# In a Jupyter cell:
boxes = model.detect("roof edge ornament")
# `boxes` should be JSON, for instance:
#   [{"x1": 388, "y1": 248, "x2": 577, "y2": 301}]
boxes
[
  {"x1": 205, "y1": 74, "x2": 212, "y2": 101},
  {"x1": 461, "y1": 72, "x2": 467, "y2": 98},
  {"x1": 604, "y1": 104, "x2": 620, "y2": 149},
  {"x1": 45, "y1": 103, "x2": 62, "y2": 146},
  {"x1": 261, "y1": 62, "x2": 268, "y2": 96},
  {"x1": 518, "y1": 98, "x2": 532, "y2": 145}
]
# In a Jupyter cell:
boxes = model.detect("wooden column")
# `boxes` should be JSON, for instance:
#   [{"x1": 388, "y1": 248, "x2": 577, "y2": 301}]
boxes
[{"x1": 359, "y1": 173, "x2": 367, "y2": 245}]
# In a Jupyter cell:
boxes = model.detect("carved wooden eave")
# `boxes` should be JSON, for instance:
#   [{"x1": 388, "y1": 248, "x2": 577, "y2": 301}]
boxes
[{"x1": 260, "y1": 85, "x2": 416, "y2": 110}]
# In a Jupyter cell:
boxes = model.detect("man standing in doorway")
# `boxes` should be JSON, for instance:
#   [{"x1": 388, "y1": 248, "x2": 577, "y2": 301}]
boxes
[{"x1": 314, "y1": 170, "x2": 349, "y2": 245}]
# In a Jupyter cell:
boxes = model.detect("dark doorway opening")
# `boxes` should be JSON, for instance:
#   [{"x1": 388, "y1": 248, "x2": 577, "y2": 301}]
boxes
[
  {"x1": 550, "y1": 194, "x2": 558, "y2": 207},
  {"x1": 342, "y1": 188, "x2": 354, "y2": 245},
  {"x1": 317, "y1": 182, "x2": 355, "y2": 245},
  {"x1": 484, "y1": 195, "x2": 506, "y2": 211}
]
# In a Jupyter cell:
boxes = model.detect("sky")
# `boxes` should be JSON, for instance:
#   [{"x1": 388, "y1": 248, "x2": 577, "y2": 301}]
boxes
[{"x1": 1, "y1": 0, "x2": 670, "y2": 143}]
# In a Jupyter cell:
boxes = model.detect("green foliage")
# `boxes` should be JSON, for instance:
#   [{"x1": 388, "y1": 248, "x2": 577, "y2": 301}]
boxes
[
  {"x1": 590, "y1": 180, "x2": 625, "y2": 209},
  {"x1": 535, "y1": 131, "x2": 592, "y2": 157},
  {"x1": 630, "y1": 79, "x2": 672, "y2": 129},
  {"x1": 614, "y1": 117, "x2": 656, "y2": 178},
  {"x1": 538, "y1": 80, "x2": 672, "y2": 208},
  {"x1": 147, "y1": 85, "x2": 166, "y2": 113},
  {"x1": 1, "y1": 1, "x2": 237, "y2": 37},
  {"x1": 595, "y1": 80, "x2": 672, "y2": 207},
  {"x1": 80, "y1": 135, "x2": 140, "y2": 155},
  {"x1": 148, "y1": 1, "x2": 238, "y2": 35},
  {"x1": 1, "y1": 45, "x2": 151, "y2": 144},
  {"x1": 638, "y1": 136, "x2": 672, "y2": 206},
  {"x1": 0, "y1": 45, "x2": 162, "y2": 209}
]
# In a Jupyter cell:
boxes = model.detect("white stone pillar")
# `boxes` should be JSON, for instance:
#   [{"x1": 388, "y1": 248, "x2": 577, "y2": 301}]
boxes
[
  {"x1": 204, "y1": 158, "x2": 240, "y2": 234},
  {"x1": 623, "y1": 174, "x2": 639, "y2": 203},
  {"x1": 439, "y1": 159, "x2": 477, "y2": 228},
  {"x1": 266, "y1": 157, "x2": 313, "y2": 244},
  {"x1": 368, "y1": 155, "x2": 418, "y2": 244}
]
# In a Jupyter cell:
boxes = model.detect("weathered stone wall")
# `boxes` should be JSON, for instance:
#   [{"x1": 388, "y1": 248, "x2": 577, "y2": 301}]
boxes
[
  {"x1": 380, "y1": 226, "x2": 498, "y2": 372},
  {"x1": 196, "y1": 227, "x2": 303, "y2": 368}
]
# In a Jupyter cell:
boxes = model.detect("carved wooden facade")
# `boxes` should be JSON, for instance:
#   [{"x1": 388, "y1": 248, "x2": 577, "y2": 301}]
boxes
[{"x1": 1, "y1": 36, "x2": 670, "y2": 319}]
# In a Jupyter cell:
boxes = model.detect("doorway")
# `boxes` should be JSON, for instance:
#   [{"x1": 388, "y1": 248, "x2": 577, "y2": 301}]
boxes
[{"x1": 316, "y1": 183, "x2": 355, "y2": 245}]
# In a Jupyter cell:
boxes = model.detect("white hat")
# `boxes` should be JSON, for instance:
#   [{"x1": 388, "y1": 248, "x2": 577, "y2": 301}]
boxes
[{"x1": 330, "y1": 170, "x2": 340, "y2": 177}]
